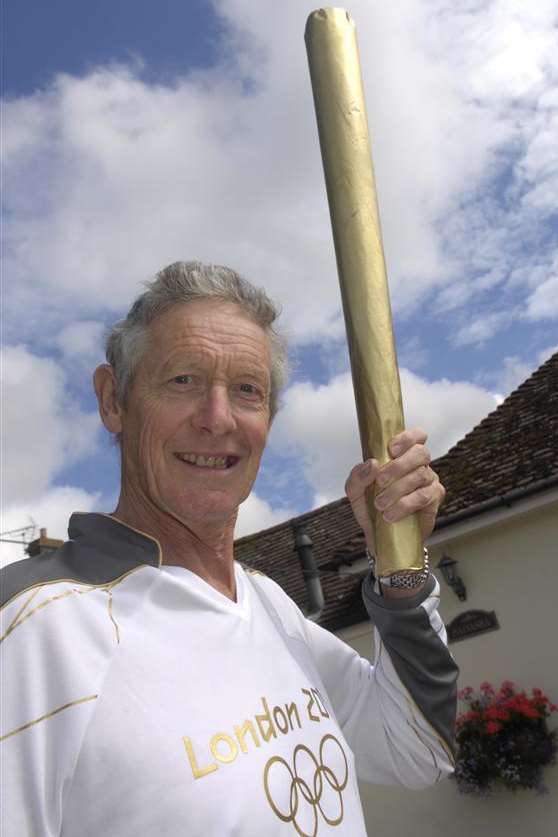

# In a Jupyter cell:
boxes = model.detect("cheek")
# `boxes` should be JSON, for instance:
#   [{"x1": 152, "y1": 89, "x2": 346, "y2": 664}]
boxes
[
  {"x1": 247, "y1": 418, "x2": 269, "y2": 459},
  {"x1": 136, "y1": 406, "x2": 177, "y2": 459}
]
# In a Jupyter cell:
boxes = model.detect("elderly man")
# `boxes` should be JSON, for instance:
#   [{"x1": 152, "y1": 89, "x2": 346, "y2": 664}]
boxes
[{"x1": 2, "y1": 262, "x2": 457, "y2": 836}]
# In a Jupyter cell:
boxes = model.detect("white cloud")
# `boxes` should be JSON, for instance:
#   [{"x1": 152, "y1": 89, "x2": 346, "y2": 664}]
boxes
[
  {"x1": 397, "y1": 336, "x2": 430, "y2": 372},
  {"x1": 235, "y1": 492, "x2": 296, "y2": 538},
  {"x1": 524, "y1": 274, "x2": 558, "y2": 320},
  {"x1": 538, "y1": 344, "x2": 558, "y2": 363},
  {"x1": 453, "y1": 310, "x2": 516, "y2": 347},
  {"x1": 1, "y1": 485, "x2": 101, "y2": 567},
  {"x1": 477, "y1": 345, "x2": 557, "y2": 397},
  {"x1": 55, "y1": 320, "x2": 106, "y2": 367},
  {"x1": 400, "y1": 370, "x2": 500, "y2": 456},
  {"x1": 3, "y1": 0, "x2": 556, "y2": 350},
  {"x1": 269, "y1": 375, "x2": 362, "y2": 505},
  {"x1": 270, "y1": 369, "x2": 498, "y2": 504},
  {"x1": 1, "y1": 346, "x2": 100, "y2": 503},
  {"x1": 493, "y1": 355, "x2": 535, "y2": 395}
]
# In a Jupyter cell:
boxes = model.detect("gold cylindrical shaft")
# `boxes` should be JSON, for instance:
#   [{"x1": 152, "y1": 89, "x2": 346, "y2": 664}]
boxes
[{"x1": 305, "y1": 8, "x2": 423, "y2": 575}]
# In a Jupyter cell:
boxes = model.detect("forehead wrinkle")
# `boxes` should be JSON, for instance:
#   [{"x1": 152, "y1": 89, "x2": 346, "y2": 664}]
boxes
[
  {"x1": 143, "y1": 301, "x2": 271, "y2": 380},
  {"x1": 154, "y1": 334, "x2": 270, "y2": 380}
]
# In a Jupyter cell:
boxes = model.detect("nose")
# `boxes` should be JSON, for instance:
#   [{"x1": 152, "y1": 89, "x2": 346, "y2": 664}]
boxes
[{"x1": 191, "y1": 385, "x2": 237, "y2": 436}]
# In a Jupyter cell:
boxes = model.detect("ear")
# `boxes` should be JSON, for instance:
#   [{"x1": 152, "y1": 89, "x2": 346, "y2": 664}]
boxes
[{"x1": 93, "y1": 364, "x2": 123, "y2": 434}]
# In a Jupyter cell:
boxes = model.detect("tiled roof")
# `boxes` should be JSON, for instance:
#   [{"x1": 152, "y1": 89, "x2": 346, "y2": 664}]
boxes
[
  {"x1": 433, "y1": 351, "x2": 558, "y2": 520},
  {"x1": 234, "y1": 352, "x2": 558, "y2": 629}
]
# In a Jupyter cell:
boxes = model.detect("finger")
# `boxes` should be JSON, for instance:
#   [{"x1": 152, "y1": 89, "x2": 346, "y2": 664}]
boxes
[
  {"x1": 375, "y1": 465, "x2": 435, "y2": 512},
  {"x1": 345, "y1": 459, "x2": 380, "y2": 549},
  {"x1": 389, "y1": 427, "x2": 428, "y2": 458},
  {"x1": 379, "y1": 478, "x2": 445, "y2": 525},
  {"x1": 344, "y1": 459, "x2": 380, "y2": 502},
  {"x1": 377, "y1": 444, "x2": 432, "y2": 490}
]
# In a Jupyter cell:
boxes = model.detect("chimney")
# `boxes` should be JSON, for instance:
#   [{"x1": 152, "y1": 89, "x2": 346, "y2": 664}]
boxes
[{"x1": 25, "y1": 528, "x2": 63, "y2": 558}]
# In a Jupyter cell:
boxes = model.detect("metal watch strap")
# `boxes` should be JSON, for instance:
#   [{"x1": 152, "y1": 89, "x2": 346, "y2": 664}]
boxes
[{"x1": 367, "y1": 547, "x2": 430, "y2": 589}]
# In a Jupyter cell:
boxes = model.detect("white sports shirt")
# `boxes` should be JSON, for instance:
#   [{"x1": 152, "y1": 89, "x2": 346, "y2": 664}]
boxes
[{"x1": 1, "y1": 513, "x2": 457, "y2": 836}]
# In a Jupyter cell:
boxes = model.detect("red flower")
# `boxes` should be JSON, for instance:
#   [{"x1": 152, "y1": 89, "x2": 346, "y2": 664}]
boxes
[
  {"x1": 457, "y1": 682, "x2": 557, "y2": 732},
  {"x1": 532, "y1": 689, "x2": 549, "y2": 705},
  {"x1": 458, "y1": 686, "x2": 475, "y2": 701},
  {"x1": 458, "y1": 710, "x2": 482, "y2": 724},
  {"x1": 518, "y1": 703, "x2": 540, "y2": 719},
  {"x1": 486, "y1": 707, "x2": 510, "y2": 721}
]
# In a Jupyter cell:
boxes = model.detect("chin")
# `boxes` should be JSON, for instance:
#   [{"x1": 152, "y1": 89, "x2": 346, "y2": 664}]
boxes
[{"x1": 168, "y1": 493, "x2": 240, "y2": 528}]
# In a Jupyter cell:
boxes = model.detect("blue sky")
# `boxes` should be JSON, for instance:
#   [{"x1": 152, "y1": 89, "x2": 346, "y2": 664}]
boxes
[{"x1": 2, "y1": 0, "x2": 557, "y2": 562}]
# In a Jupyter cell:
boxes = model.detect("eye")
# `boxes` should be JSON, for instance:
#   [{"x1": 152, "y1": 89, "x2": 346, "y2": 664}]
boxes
[
  {"x1": 171, "y1": 374, "x2": 195, "y2": 385},
  {"x1": 234, "y1": 382, "x2": 266, "y2": 403}
]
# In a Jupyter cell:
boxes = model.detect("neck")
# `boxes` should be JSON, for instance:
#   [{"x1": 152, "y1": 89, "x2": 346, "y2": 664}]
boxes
[{"x1": 112, "y1": 491, "x2": 238, "y2": 601}]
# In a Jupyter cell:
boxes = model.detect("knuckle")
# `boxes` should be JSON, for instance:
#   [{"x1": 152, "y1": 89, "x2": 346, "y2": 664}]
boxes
[
  {"x1": 419, "y1": 465, "x2": 432, "y2": 485},
  {"x1": 408, "y1": 443, "x2": 430, "y2": 467},
  {"x1": 417, "y1": 487, "x2": 433, "y2": 507}
]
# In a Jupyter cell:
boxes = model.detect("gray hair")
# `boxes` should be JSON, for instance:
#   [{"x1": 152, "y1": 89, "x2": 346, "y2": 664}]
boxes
[{"x1": 105, "y1": 261, "x2": 289, "y2": 418}]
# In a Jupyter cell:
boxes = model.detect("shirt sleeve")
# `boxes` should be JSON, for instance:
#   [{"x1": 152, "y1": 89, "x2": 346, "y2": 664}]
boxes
[
  {"x1": 302, "y1": 573, "x2": 458, "y2": 788},
  {"x1": 0, "y1": 584, "x2": 113, "y2": 836}
]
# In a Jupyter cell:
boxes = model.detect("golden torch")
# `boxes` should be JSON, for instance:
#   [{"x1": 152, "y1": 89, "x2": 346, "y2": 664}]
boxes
[{"x1": 305, "y1": 8, "x2": 424, "y2": 576}]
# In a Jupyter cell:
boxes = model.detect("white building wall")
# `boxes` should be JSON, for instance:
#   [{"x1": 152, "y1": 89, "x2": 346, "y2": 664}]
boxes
[{"x1": 338, "y1": 500, "x2": 558, "y2": 837}]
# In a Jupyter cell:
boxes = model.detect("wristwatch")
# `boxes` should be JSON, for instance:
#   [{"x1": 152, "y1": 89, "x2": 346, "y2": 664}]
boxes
[{"x1": 367, "y1": 548, "x2": 430, "y2": 590}]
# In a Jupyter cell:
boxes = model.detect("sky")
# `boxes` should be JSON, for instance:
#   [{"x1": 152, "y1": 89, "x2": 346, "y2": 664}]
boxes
[{"x1": 2, "y1": 0, "x2": 557, "y2": 564}]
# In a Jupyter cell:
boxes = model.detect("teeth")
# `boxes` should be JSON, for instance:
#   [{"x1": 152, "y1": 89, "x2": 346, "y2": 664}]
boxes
[{"x1": 178, "y1": 453, "x2": 229, "y2": 469}]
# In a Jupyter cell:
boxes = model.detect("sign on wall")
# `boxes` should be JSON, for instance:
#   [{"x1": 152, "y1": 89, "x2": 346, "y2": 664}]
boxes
[{"x1": 447, "y1": 609, "x2": 500, "y2": 643}]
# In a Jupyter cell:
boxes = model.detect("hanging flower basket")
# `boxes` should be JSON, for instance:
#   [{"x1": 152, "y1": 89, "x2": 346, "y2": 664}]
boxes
[{"x1": 453, "y1": 681, "x2": 558, "y2": 796}]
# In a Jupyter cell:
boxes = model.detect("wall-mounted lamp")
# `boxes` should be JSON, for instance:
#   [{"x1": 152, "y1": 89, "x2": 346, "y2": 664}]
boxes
[{"x1": 437, "y1": 555, "x2": 467, "y2": 601}]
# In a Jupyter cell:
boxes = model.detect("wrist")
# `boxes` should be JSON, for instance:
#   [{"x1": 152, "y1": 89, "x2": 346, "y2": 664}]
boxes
[
  {"x1": 380, "y1": 579, "x2": 429, "y2": 599},
  {"x1": 367, "y1": 547, "x2": 430, "y2": 593}
]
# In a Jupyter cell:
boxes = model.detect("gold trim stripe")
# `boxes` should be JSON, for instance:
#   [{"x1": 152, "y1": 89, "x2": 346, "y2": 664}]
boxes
[
  {"x1": 0, "y1": 587, "x2": 95, "y2": 644},
  {"x1": 2, "y1": 584, "x2": 122, "y2": 648},
  {"x1": 2, "y1": 513, "x2": 163, "y2": 613},
  {"x1": 1, "y1": 563, "x2": 153, "y2": 614},
  {"x1": 106, "y1": 589, "x2": 120, "y2": 644},
  {"x1": 405, "y1": 718, "x2": 442, "y2": 783},
  {"x1": 401, "y1": 679, "x2": 455, "y2": 767},
  {"x1": 1, "y1": 588, "x2": 41, "y2": 642},
  {"x1": 377, "y1": 640, "x2": 455, "y2": 769},
  {"x1": 0, "y1": 694, "x2": 98, "y2": 743}
]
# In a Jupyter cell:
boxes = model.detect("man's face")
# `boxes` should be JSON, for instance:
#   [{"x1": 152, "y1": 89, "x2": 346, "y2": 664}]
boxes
[{"x1": 118, "y1": 299, "x2": 272, "y2": 528}]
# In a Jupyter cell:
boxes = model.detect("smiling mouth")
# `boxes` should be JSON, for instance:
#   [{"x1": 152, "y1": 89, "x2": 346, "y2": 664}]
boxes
[{"x1": 174, "y1": 453, "x2": 239, "y2": 470}]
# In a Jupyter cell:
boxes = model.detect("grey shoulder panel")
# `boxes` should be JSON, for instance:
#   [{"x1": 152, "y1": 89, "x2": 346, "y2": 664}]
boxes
[
  {"x1": 362, "y1": 573, "x2": 458, "y2": 756},
  {"x1": 1, "y1": 513, "x2": 161, "y2": 608}
]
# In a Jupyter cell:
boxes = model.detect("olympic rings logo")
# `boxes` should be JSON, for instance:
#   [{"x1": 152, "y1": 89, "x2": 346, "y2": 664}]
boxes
[{"x1": 263, "y1": 734, "x2": 349, "y2": 837}]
